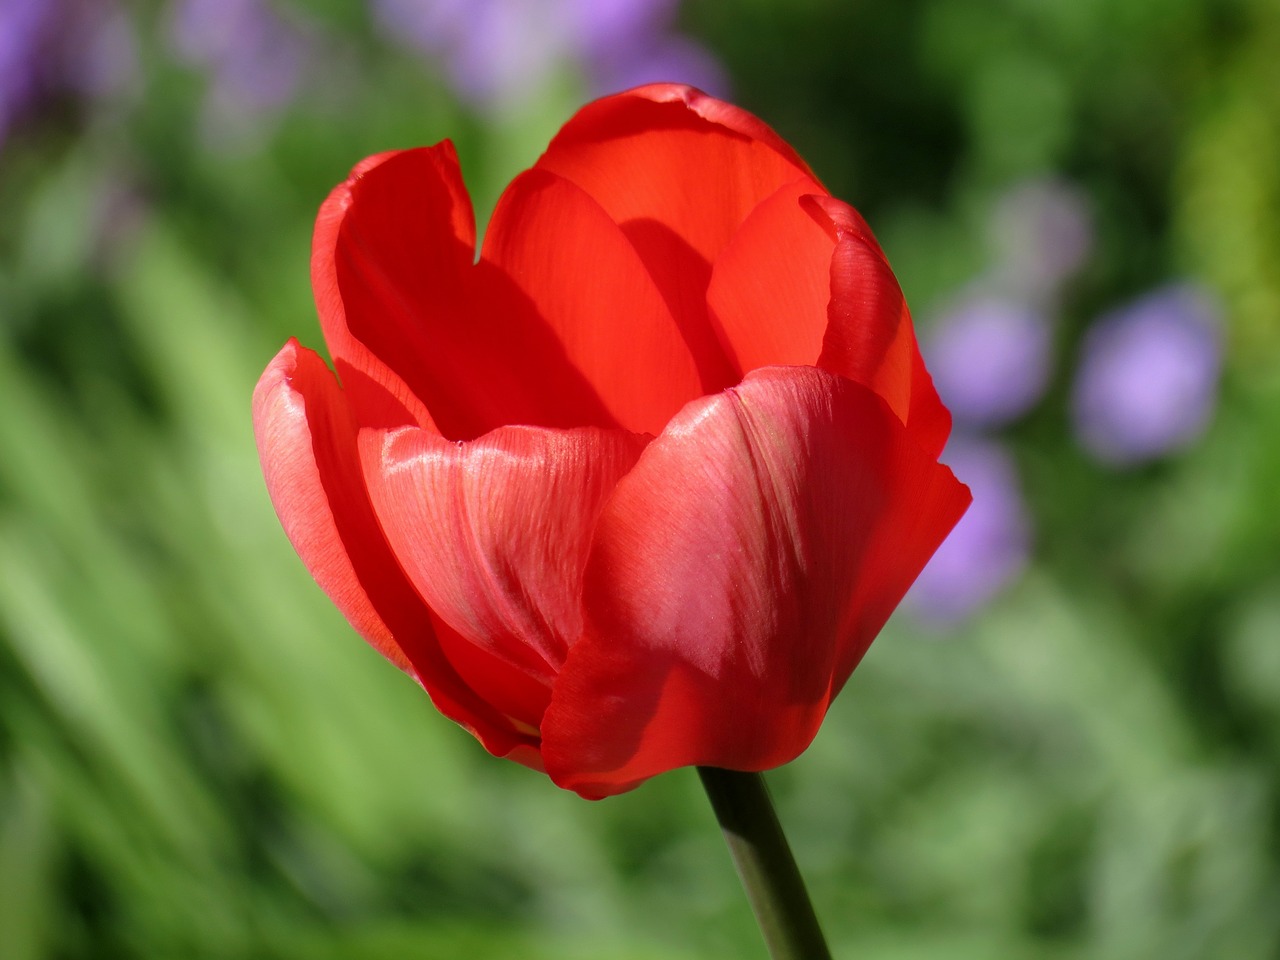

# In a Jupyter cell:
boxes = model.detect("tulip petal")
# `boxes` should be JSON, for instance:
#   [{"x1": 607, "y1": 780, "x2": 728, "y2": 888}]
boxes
[
  {"x1": 315, "y1": 145, "x2": 615, "y2": 438},
  {"x1": 543, "y1": 366, "x2": 970, "y2": 797},
  {"x1": 705, "y1": 179, "x2": 835, "y2": 376},
  {"x1": 536, "y1": 84, "x2": 823, "y2": 287},
  {"x1": 252, "y1": 340, "x2": 539, "y2": 758},
  {"x1": 482, "y1": 169, "x2": 705, "y2": 435},
  {"x1": 312, "y1": 146, "x2": 473, "y2": 432},
  {"x1": 807, "y1": 195, "x2": 952, "y2": 457},
  {"x1": 706, "y1": 187, "x2": 950, "y2": 456},
  {"x1": 358, "y1": 422, "x2": 648, "y2": 731}
]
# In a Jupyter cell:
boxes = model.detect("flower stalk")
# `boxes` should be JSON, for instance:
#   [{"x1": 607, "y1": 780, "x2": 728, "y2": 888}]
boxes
[{"x1": 697, "y1": 767, "x2": 833, "y2": 960}]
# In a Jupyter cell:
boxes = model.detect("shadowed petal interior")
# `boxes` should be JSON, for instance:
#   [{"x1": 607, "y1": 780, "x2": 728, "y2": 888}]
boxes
[
  {"x1": 317, "y1": 145, "x2": 620, "y2": 439},
  {"x1": 482, "y1": 169, "x2": 705, "y2": 435},
  {"x1": 706, "y1": 179, "x2": 836, "y2": 378}
]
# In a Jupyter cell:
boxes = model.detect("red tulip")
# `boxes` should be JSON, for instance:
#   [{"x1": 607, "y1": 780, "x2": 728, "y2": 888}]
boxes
[{"x1": 253, "y1": 85, "x2": 970, "y2": 799}]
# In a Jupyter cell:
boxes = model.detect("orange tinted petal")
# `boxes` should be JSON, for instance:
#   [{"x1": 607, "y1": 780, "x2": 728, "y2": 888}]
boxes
[
  {"x1": 482, "y1": 169, "x2": 704, "y2": 435},
  {"x1": 537, "y1": 84, "x2": 822, "y2": 271},
  {"x1": 706, "y1": 179, "x2": 835, "y2": 377}
]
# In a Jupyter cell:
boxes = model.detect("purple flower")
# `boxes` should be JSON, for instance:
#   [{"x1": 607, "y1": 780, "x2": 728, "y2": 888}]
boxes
[
  {"x1": 989, "y1": 178, "x2": 1093, "y2": 300},
  {"x1": 562, "y1": 0, "x2": 680, "y2": 51},
  {"x1": 371, "y1": 0, "x2": 725, "y2": 110},
  {"x1": 907, "y1": 439, "x2": 1031, "y2": 626},
  {"x1": 168, "y1": 0, "x2": 308, "y2": 145},
  {"x1": 585, "y1": 30, "x2": 727, "y2": 98},
  {"x1": 925, "y1": 295, "x2": 1054, "y2": 428},
  {"x1": 1072, "y1": 283, "x2": 1223, "y2": 466},
  {"x1": 562, "y1": 0, "x2": 726, "y2": 96},
  {"x1": 371, "y1": 0, "x2": 564, "y2": 106},
  {"x1": 0, "y1": 0, "x2": 47, "y2": 140},
  {"x1": 52, "y1": 1, "x2": 137, "y2": 99},
  {"x1": 0, "y1": 0, "x2": 137, "y2": 150}
]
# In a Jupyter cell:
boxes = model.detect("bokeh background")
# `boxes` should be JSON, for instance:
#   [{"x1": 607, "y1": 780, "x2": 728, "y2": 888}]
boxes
[{"x1": 2, "y1": 1, "x2": 1278, "y2": 957}]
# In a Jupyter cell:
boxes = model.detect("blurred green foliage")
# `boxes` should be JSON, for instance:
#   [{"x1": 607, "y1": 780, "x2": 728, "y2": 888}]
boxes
[{"x1": 1, "y1": 1, "x2": 1278, "y2": 957}]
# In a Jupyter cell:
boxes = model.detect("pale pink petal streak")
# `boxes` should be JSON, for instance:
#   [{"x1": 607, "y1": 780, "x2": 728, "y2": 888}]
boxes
[
  {"x1": 358, "y1": 421, "x2": 647, "y2": 719},
  {"x1": 543, "y1": 366, "x2": 971, "y2": 797},
  {"x1": 252, "y1": 341, "x2": 539, "y2": 758}
]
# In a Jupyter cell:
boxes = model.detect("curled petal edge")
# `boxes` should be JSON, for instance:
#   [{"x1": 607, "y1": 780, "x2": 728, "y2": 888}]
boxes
[{"x1": 252, "y1": 340, "x2": 541, "y2": 762}]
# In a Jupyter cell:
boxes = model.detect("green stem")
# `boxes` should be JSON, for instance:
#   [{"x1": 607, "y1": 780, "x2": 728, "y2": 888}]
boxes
[{"x1": 697, "y1": 767, "x2": 833, "y2": 960}]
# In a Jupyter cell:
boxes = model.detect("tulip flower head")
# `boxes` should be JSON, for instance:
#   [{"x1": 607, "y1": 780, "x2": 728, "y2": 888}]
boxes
[{"x1": 254, "y1": 86, "x2": 971, "y2": 798}]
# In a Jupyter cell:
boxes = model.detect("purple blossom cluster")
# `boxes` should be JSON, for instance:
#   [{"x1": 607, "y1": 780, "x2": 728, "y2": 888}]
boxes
[
  {"x1": 5, "y1": 1, "x2": 721, "y2": 149},
  {"x1": 910, "y1": 179, "x2": 1088, "y2": 626},
  {"x1": 926, "y1": 295, "x2": 1052, "y2": 429},
  {"x1": 1071, "y1": 284, "x2": 1222, "y2": 466},
  {"x1": 911, "y1": 178, "x2": 1224, "y2": 626},
  {"x1": 166, "y1": 0, "x2": 313, "y2": 147},
  {"x1": 371, "y1": 0, "x2": 726, "y2": 110},
  {"x1": 0, "y1": 0, "x2": 137, "y2": 151}
]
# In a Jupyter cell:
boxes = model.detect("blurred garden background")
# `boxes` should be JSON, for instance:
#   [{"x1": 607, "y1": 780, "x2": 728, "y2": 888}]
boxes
[{"x1": 2, "y1": 0, "x2": 1279, "y2": 957}]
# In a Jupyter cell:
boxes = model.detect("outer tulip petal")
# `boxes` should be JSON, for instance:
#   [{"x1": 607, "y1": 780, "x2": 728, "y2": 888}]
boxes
[
  {"x1": 536, "y1": 84, "x2": 823, "y2": 283},
  {"x1": 316, "y1": 145, "x2": 615, "y2": 439},
  {"x1": 482, "y1": 169, "x2": 705, "y2": 435},
  {"x1": 542, "y1": 366, "x2": 971, "y2": 797},
  {"x1": 808, "y1": 196, "x2": 952, "y2": 457},
  {"x1": 358, "y1": 422, "x2": 648, "y2": 731},
  {"x1": 252, "y1": 340, "x2": 539, "y2": 759}
]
